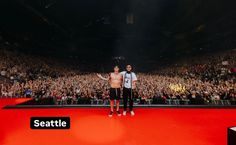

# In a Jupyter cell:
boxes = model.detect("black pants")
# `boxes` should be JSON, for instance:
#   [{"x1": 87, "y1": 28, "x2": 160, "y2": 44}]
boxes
[{"x1": 123, "y1": 87, "x2": 134, "y2": 111}]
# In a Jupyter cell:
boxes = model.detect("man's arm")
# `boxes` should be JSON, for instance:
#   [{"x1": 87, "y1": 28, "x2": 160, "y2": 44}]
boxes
[
  {"x1": 119, "y1": 71, "x2": 125, "y2": 88},
  {"x1": 132, "y1": 73, "x2": 138, "y2": 81},
  {"x1": 132, "y1": 73, "x2": 138, "y2": 88},
  {"x1": 96, "y1": 73, "x2": 109, "y2": 81}
]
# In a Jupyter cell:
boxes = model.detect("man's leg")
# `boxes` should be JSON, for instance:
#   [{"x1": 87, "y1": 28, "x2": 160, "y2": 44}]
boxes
[
  {"x1": 115, "y1": 88, "x2": 121, "y2": 116},
  {"x1": 109, "y1": 88, "x2": 115, "y2": 117},
  {"x1": 110, "y1": 100, "x2": 114, "y2": 112},
  {"x1": 116, "y1": 100, "x2": 121, "y2": 116},
  {"x1": 123, "y1": 88, "x2": 128, "y2": 115},
  {"x1": 115, "y1": 88, "x2": 120, "y2": 111},
  {"x1": 129, "y1": 96, "x2": 134, "y2": 111},
  {"x1": 108, "y1": 100, "x2": 114, "y2": 117},
  {"x1": 129, "y1": 90, "x2": 135, "y2": 116},
  {"x1": 116, "y1": 100, "x2": 120, "y2": 111}
]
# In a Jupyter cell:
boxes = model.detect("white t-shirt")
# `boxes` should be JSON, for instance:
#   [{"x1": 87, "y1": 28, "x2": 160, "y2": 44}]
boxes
[{"x1": 120, "y1": 71, "x2": 137, "y2": 89}]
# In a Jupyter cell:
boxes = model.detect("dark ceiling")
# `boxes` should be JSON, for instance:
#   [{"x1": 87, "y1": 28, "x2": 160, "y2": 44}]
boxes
[{"x1": 0, "y1": 0, "x2": 236, "y2": 61}]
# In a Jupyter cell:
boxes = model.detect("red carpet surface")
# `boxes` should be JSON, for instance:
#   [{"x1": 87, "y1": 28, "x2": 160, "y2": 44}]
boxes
[{"x1": 0, "y1": 98, "x2": 236, "y2": 145}]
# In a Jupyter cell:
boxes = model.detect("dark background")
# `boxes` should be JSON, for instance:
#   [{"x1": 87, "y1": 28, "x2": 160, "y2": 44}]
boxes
[{"x1": 0, "y1": 0, "x2": 236, "y2": 63}]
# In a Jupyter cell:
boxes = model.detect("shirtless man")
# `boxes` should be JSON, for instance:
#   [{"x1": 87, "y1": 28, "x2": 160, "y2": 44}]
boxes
[{"x1": 97, "y1": 66, "x2": 123, "y2": 117}]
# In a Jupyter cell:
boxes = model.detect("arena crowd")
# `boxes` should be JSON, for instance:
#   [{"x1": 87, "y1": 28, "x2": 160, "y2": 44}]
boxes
[{"x1": 0, "y1": 47, "x2": 235, "y2": 105}]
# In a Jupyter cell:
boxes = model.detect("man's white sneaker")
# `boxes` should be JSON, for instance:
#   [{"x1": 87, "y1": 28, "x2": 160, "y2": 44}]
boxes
[
  {"x1": 123, "y1": 111, "x2": 126, "y2": 116},
  {"x1": 130, "y1": 111, "x2": 135, "y2": 116}
]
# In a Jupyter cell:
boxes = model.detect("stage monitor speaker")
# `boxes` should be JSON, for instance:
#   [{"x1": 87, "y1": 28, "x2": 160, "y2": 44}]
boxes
[{"x1": 228, "y1": 126, "x2": 236, "y2": 145}]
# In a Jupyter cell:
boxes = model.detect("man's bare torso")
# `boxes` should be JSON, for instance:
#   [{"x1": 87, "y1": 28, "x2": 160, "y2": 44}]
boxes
[{"x1": 109, "y1": 73, "x2": 122, "y2": 88}]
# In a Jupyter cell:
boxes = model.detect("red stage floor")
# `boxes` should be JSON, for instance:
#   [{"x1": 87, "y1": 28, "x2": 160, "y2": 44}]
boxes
[{"x1": 0, "y1": 98, "x2": 236, "y2": 145}]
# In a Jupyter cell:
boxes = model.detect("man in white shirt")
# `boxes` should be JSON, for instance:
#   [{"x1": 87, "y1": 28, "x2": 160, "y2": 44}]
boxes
[{"x1": 120, "y1": 64, "x2": 137, "y2": 116}]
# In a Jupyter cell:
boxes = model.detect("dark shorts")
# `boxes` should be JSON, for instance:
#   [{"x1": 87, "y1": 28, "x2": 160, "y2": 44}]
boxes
[{"x1": 109, "y1": 88, "x2": 121, "y2": 100}]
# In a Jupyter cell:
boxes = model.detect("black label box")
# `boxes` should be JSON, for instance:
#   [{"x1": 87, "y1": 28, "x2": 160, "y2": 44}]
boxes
[{"x1": 30, "y1": 117, "x2": 70, "y2": 129}]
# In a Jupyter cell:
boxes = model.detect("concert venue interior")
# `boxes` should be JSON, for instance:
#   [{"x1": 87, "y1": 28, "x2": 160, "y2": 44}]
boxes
[{"x1": 0, "y1": 0, "x2": 236, "y2": 145}]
